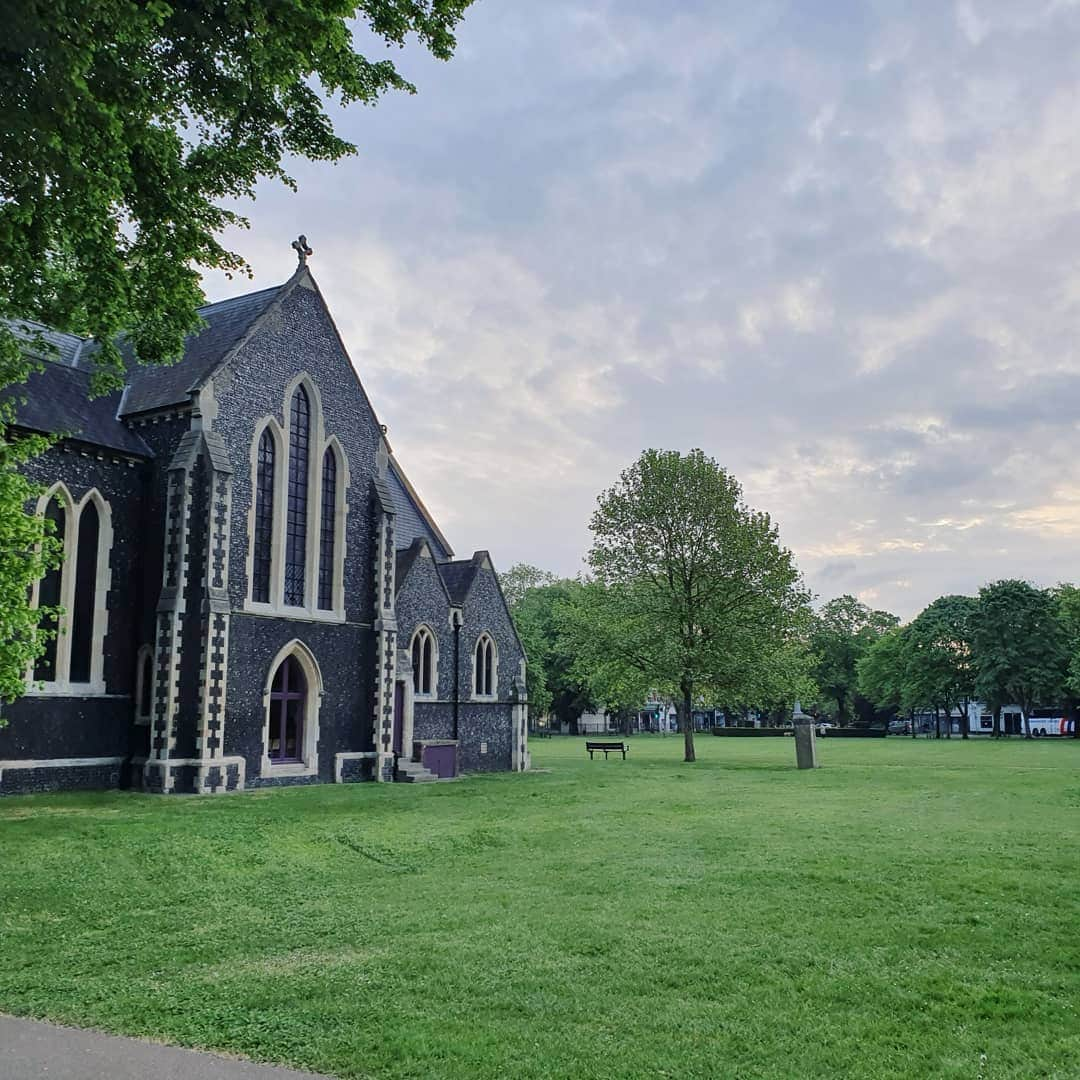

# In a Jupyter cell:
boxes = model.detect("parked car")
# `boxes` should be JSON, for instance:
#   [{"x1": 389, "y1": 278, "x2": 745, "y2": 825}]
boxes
[
  {"x1": 815, "y1": 722, "x2": 834, "y2": 736},
  {"x1": 887, "y1": 719, "x2": 912, "y2": 735}
]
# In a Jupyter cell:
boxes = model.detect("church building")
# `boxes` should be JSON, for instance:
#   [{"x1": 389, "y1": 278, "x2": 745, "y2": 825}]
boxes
[{"x1": 0, "y1": 252, "x2": 529, "y2": 794}]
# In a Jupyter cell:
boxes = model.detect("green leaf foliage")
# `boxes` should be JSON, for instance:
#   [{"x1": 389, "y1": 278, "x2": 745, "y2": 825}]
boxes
[
  {"x1": 809, "y1": 594, "x2": 898, "y2": 723},
  {"x1": 568, "y1": 448, "x2": 812, "y2": 762},
  {"x1": 0, "y1": 0, "x2": 474, "y2": 391},
  {"x1": 969, "y1": 579, "x2": 1068, "y2": 735}
]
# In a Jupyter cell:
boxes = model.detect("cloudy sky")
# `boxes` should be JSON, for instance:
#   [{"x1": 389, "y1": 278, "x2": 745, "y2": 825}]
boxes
[{"x1": 202, "y1": 0, "x2": 1080, "y2": 620}]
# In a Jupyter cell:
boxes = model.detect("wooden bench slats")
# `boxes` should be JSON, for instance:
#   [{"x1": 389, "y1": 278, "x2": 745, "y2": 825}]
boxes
[{"x1": 585, "y1": 741, "x2": 629, "y2": 760}]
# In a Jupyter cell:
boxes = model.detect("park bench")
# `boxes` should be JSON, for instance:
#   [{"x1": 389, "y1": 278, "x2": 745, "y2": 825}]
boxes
[{"x1": 585, "y1": 740, "x2": 629, "y2": 760}]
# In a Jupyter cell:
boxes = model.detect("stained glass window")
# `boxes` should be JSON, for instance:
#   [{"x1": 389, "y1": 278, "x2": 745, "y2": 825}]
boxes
[
  {"x1": 69, "y1": 500, "x2": 99, "y2": 683},
  {"x1": 33, "y1": 499, "x2": 65, "y2": 681},
  {"x1": 268, "y1": 655, "x2": 306, "y2": 763},
  {"x1": 412, "y1": 627, "x2": 435, "y2": 695},
  {"x1": 317, "y1": 446, "x2": 337, "y2": 610},
  {"x1": 253, "y1": 428, "x2": 275, "y2": 603},
  {"x1": 284, "y1": 387, "x2": 310, "y2": 606},
  {"x1": 474, "y1": 634, "x2": 494, "y2": 696}
]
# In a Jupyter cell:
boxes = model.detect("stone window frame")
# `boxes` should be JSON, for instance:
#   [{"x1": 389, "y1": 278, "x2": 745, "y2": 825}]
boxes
[
  {"x1": 410, "y1": 624, "x2": 438, "y2": 699},
  {"x1": 261, "y1": 639, "x2": 323, "y2": 779},
  {"x1": 472, "y1": 632, "x2": 498, "y2": 700},
  {"x1": 243, "y1": 374, "x2": 349, "y2": 623},
  {"x1": 26, "y1": 482, "x2": 113, "y2": 697},
  {"x1": 134, "y1": 644, "x2": 154, "y2": 725}
]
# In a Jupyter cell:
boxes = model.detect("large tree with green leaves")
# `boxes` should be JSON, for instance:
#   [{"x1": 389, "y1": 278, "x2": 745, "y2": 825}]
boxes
[
  {"x1": 568, "y1": 448, "x2": 810, "y2": 763},
  {"x1": 499, "y1": 564, "x2": 595, "y2": 728},
  {"x1": 970, "y1": 580, "x2": 1068, "y2": 738},
  {"x1": 856, "y1": 627, "x2": 911, "y2": 716},
  {"x1": 1, "y1": 0, "x2": 473, "y2": 389},
  {"x1": 809, "y1": 594, "x2": 899, "y2": 724},
  {"x1": 904, "y1": 595, "x2": 977, "y2": 738}
]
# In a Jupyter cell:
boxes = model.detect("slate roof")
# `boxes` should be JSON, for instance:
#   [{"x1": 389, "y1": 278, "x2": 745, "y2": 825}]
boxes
[
  {"x1": 437, "y1": 558, "x2": 479, "y2": 603},
  {"x1": 7, "y1": 320, "x2": 91, "y2": 369},
  {"x1": 121, "y1": 284, "x2": 284, "y2": 415},
  {"x1": 6, "y1": 362, "x2": 151, "y2": 457},
  {"x1": 4, "y1": 281, "x2": 286, "y2": 455},
  {"x1": 387, "y1": 457, "x2": 452, "y2": 559}
]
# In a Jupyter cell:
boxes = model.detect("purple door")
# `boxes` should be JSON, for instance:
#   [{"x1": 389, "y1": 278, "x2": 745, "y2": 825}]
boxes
[
  {"x1": 269, "y1": 656, "x2": 305, "y2": 763},
  {"x1": 393, "y1": 681, "x2": 405, "y2": 756}
]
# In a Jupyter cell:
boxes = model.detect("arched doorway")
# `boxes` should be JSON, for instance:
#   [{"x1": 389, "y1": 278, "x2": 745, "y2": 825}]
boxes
[{"x1": 268, "y1": 654, "x2": 306, "y2": 763}]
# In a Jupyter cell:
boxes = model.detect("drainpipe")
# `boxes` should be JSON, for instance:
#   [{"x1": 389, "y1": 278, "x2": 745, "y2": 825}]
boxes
[{"x1": 452, "y1": 612, "x2": 461, "y2": 740}]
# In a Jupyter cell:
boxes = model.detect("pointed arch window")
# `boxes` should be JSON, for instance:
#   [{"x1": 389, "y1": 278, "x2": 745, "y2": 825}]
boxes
[
  {"x1": 474, "y1": 633, "x2": 496, "y2": 697},
  {"x1": 411, "y1": 626, "x2": 436, "y2": 697},
  {"x1": 262, "y1": 644, "x2": 322, "y2": 777},
  {"x1": 29, "y1": 485, "x2": 112, "y2": 694},
  {"x1": 284, "y1": 385, "x2": 310, "y2": 606},
  {"x1": 247, "y1": 377, "x2": 348, "y2": 620},
  {"x1": 268, "y1": 654, "x2": 306, "y2": 763},
  {"x1": 253, "y1": 427, "x2": 275, "y2": 603},
  {"x1": 317, "y1": 446, "x2": 337, "y2": 610},
  {"x1": 135, "y1": 645, "x2": 154, "y2": 724},
  {"x1": 69, "y1": 500, "x2": 100, "y2": 683},
  {"x1": 33, "y1": 498, "x2": 65, "y2": 682}
]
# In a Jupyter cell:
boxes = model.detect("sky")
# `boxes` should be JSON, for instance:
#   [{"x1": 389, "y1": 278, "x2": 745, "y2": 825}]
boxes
[{"x1": 201, "y1": 0, "x2": 1080, "y2": 621}]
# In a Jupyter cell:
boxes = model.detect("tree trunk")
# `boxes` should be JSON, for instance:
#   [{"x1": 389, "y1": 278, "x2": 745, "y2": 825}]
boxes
[
  {"x1": 960, "y1": 700, "x2": 969, "y2": 740},
  {"x1": 681, "y1": 681, "x2": 696, "y2": 763},
  {"x1": 934, "y1": 707, "x2": 940, "y2": 739},
  {"x1": 1022, "y1": 707, "x2": 1031, "y2": 739},
  {"x1": 992, "y1": 704, "x2": 1001, "y2": 738},
  {"x1": 910, "y1": 708, "x2": 916, "y2": 739}
]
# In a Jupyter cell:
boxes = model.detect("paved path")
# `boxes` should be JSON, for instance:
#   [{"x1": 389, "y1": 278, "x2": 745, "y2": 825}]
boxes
[{"x1": 0, "y1": 1015, "x2": 333, "y2": 1079}]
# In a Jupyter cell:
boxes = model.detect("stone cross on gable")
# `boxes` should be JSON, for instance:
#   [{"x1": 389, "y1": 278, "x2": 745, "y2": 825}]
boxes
[{"x1": 291, "y1": 234, "x2": 313, "y2": 266}]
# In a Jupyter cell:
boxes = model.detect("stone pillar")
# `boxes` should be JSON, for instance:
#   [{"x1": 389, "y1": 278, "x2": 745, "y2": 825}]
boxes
[
  {"x1": 793, "y1": 700, "x2": 818, "y2": 770},
  {"x1": 511, "y1": 664, "x2": 530, "y2": 772},
  {"x1": 371, "y1": 474, "x2": 398, "y2": 782},
  {"x1": 194, "y1": 432, "x2": 234, "y2": 794}
]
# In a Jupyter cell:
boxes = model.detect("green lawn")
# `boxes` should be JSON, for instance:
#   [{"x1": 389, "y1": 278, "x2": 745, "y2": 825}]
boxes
[{"x1": 1, "y1": 736, "x2": 1079, "y2": 1078}]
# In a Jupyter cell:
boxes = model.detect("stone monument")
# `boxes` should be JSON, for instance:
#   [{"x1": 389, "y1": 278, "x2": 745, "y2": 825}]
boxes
[{"x1": 792, "y1": 700, "x2": 818, "y2": 770}]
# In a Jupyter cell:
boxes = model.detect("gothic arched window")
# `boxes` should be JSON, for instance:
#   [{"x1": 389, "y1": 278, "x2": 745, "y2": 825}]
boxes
[
  {"x1": 411, "y1": 626, "x2": 436, "y2": 697},
  {"x1": 135, "y1": 645, "x2": 154, "y2": 723},
  {"x1": 284, "y1": 386, "x2": 310, "y2": 606},
  {"x1": 68, "y1": 499, "x2": 100, "y2": 683},
  {"x1": 30, "y1": 484, "x2": 111, "y2": 693},
  {"x1": 33, "y1": 498, "x2": 66, "y2": 682},
  {"x1": 474, "y1": 633, "x2": 496, "y2": 697},
  {"x1": 268, "y1": 653, "x2": 307, "y2": 763},
  {"x1": 253, "y1": 427, "x2": 275, "y2": 604},
  {"x1": 317, "y1": 446, "x2": 337, "y2": 610}
]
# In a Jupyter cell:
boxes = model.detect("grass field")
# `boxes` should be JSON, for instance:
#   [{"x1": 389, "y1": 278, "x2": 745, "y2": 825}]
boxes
[{"x1": 1, "y1": 736, "x2": 1079, "y2": 1078}]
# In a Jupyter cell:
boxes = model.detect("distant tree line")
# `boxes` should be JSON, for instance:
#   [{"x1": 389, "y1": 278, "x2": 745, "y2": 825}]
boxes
[
  {"x1": 853, "y1": 580, "x2": 1080, "y2": 739},
  {"x1": 503, "y1": 452, "x2": 1080, "y2": 753}
]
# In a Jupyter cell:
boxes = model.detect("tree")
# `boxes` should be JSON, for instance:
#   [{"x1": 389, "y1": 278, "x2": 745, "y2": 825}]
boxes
[
  {"x1": 569, "y1": 449, "x2": 810, "y2": 763},
  {"x1": 1, "y1": 0, "x2": 473, "y2": 390},
  {"x1": 499, "y1": 565, "x2": 594, "y2": 730},
  {"x1": 856, "y1": 627, "x2": 911, "y2": 716},
  {"x1": 970, "y1": 580, "x2": 1068, "y2": 738},
  {"x1": 1054, "y1": 584, "x2": 1080, "y2": 738},
  {"x1": 904, "y1": 596, "x2": 977, "y2": 739},
  {"x1": 499, "y1": 563, "x2": 558, "y2": 609},
  {"x1": 810, "y1": 595, "x2": 899, "y2": 724}
]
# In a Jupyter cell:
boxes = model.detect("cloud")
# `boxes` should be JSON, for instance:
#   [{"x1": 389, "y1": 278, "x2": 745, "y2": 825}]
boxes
[{"x1": 201, "y1": 0, "x2": 1080, "y2": 618}]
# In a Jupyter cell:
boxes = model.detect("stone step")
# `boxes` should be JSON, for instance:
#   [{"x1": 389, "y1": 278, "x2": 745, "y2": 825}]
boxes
[{"x1": 395, "y1": 760, "x2": 438, "y2": 783}]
